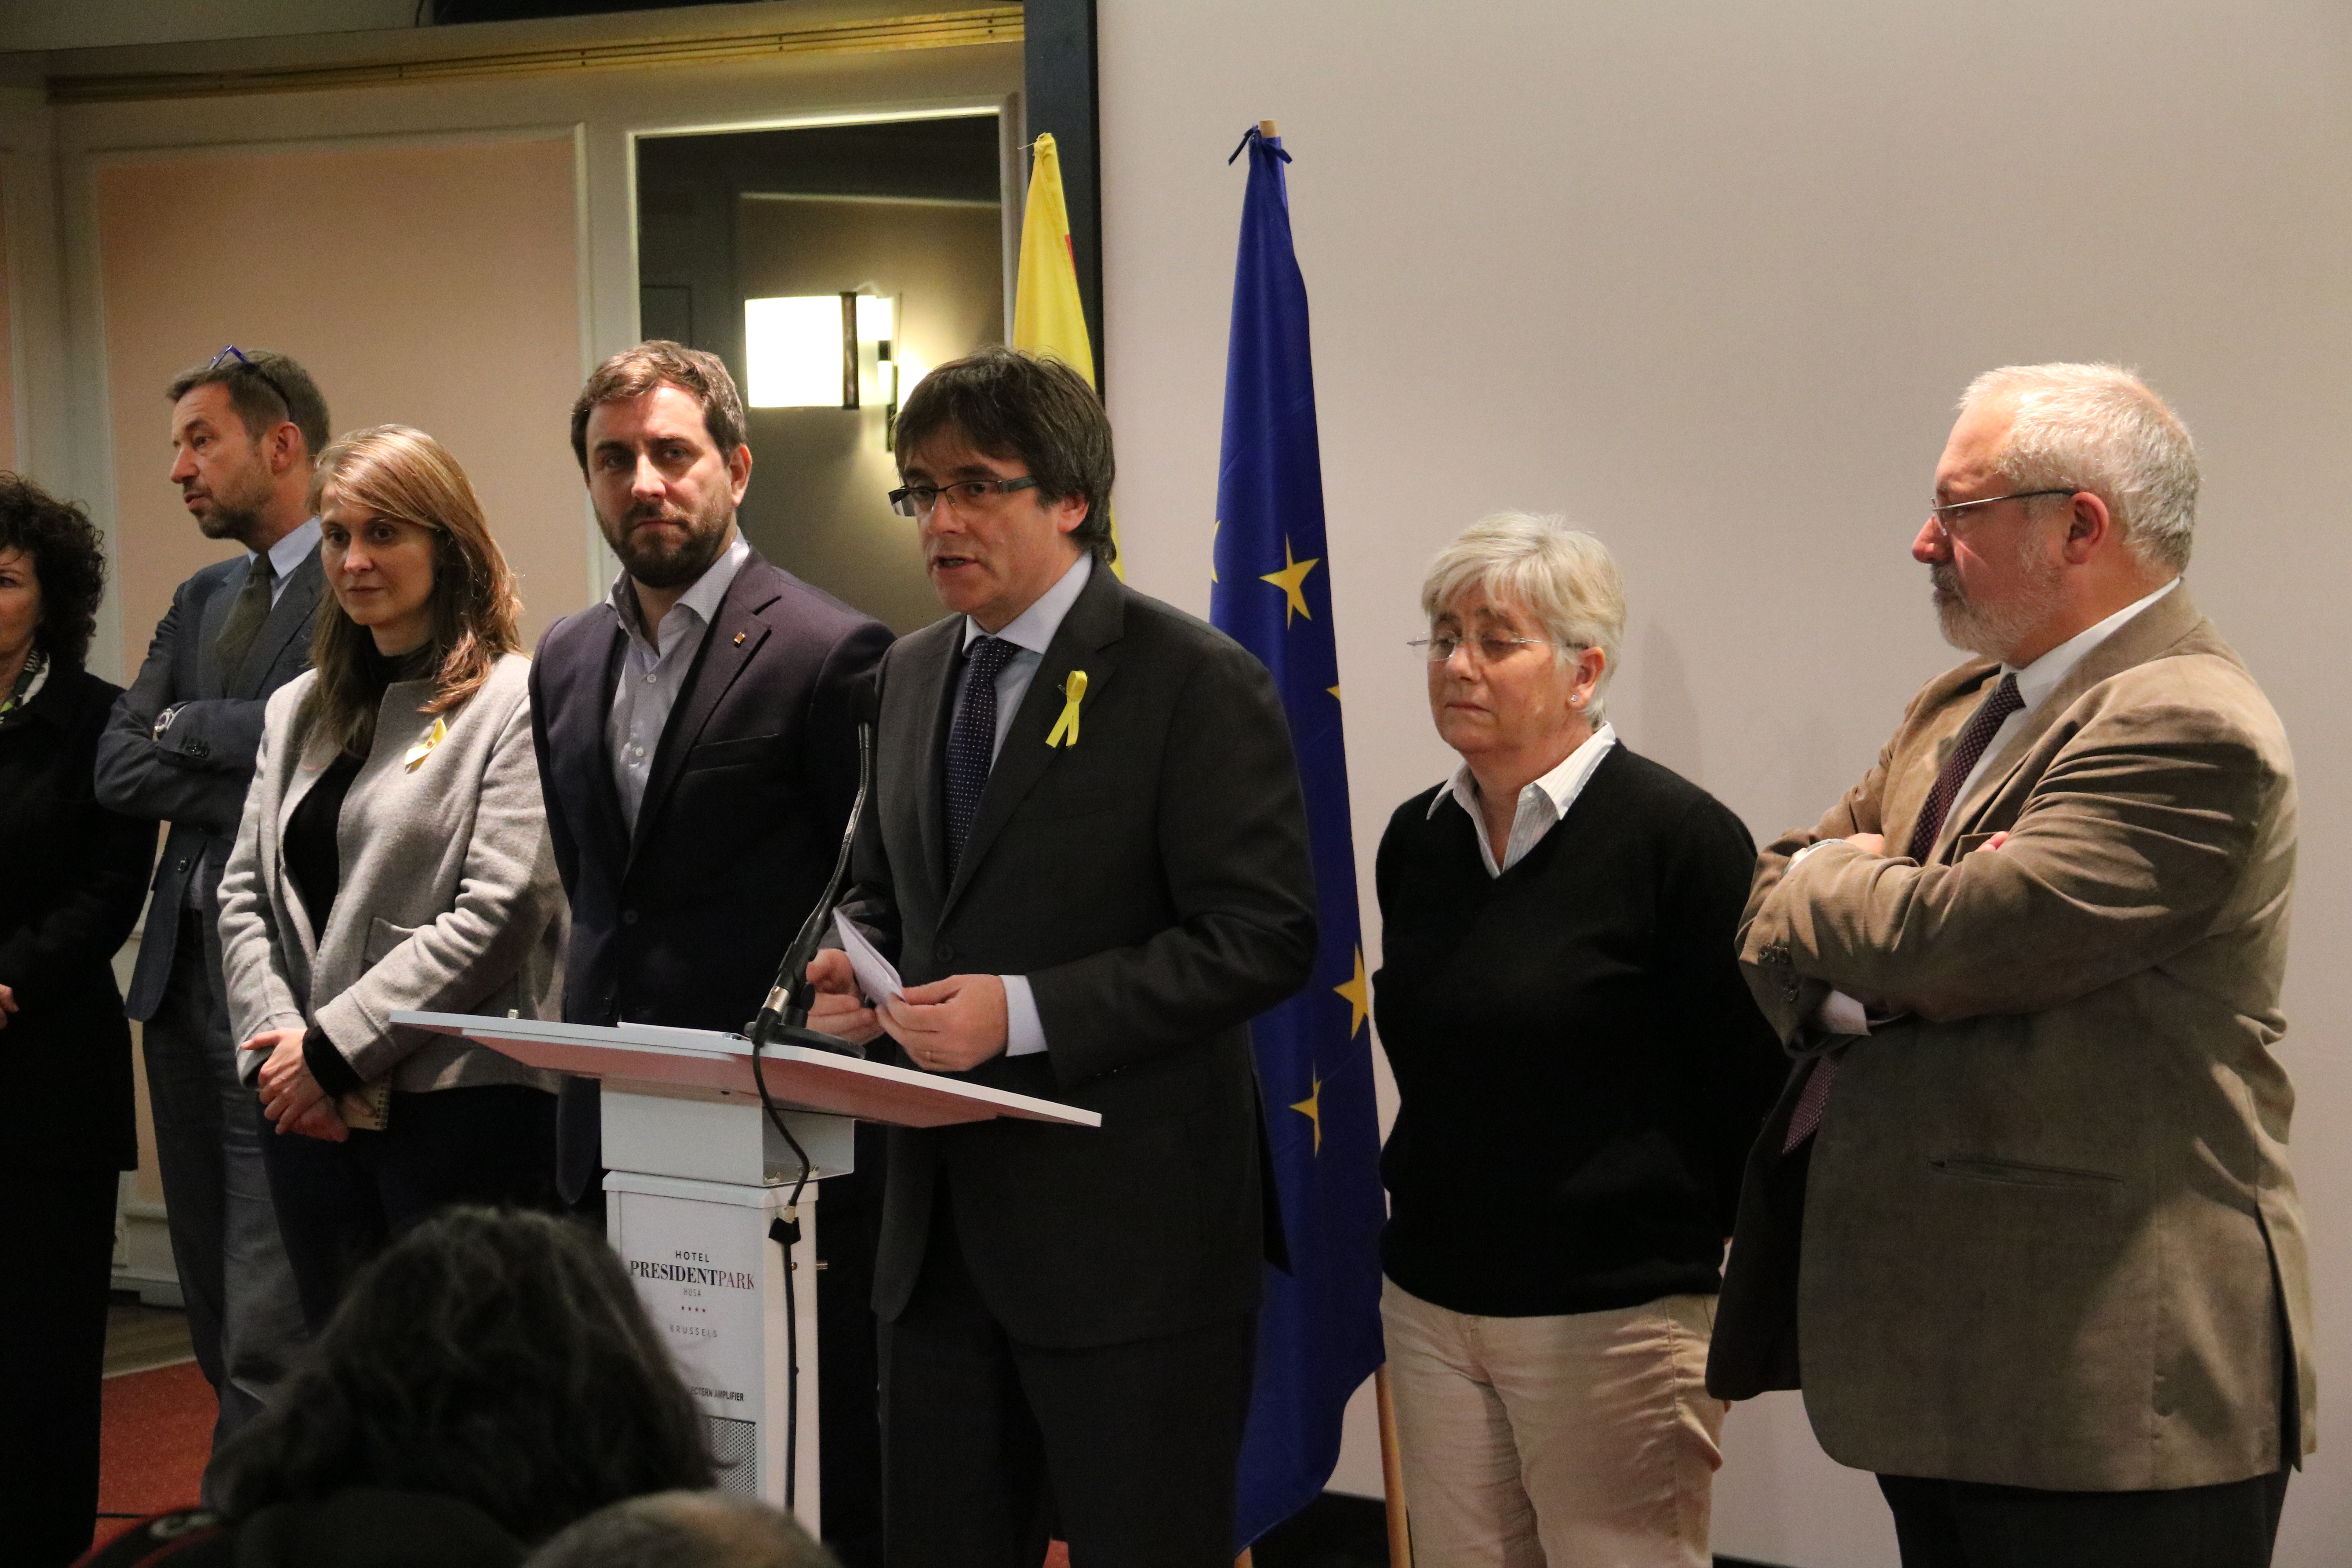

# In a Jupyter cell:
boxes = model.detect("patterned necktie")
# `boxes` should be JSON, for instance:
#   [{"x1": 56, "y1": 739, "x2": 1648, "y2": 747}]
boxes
[
  {"x1": 944, "y1": 635, "x2": 1019, "y2": 877},
  {"x1": 1784, "y1": 671, "x2": 2024, "y2": 1152},
  {"x1": 216, "y1": 551, "x2": 278, "y2": 680}
]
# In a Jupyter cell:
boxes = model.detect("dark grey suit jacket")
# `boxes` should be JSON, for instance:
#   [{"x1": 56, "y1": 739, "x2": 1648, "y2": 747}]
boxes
[
  {"x1": 96, "y1": 548, "x2": 323, "y2": 1020},
  {"x1": 839, "y1": 564, "x2": 1318, "y2": 1350}
]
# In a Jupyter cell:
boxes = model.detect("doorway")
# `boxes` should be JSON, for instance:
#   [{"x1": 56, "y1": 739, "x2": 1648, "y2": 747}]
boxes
[{"x1": 635, "y1": 114, "x2": 1011, "y2": 632}]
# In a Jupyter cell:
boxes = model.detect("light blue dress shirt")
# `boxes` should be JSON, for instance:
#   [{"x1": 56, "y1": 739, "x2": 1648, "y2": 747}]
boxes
[
  {"x1": 951, "y1": 551, "x2": 1095, "y2": 1058},
  {"x1": 605, "y1": 531, "x2": 751, "y2": 834},
  {"x1": 254, "y1": 516, "x2": 322, "y2": 604}
]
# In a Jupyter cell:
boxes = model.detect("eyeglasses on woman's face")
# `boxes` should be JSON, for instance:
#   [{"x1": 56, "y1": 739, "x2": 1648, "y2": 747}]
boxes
[{"x1": 1407, "y1": 632, "x2": 1552, "y2": 666}]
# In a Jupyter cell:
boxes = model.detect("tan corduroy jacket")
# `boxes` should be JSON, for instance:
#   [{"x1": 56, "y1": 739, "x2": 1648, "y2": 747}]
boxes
[
  {"x1": 1711, "y1": 586, "x2": 2314, "y2": 1491},
  {"x1": 219, "y1": 653, "x2": 564, "y2": 1098}
]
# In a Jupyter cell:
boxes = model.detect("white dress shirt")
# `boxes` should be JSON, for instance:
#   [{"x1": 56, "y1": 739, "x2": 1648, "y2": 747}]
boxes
[
  {"x1": 605, "y1": 531, "x2": 751, "y2": 834},
  {"x1": 1809, "y1": 576, "x2": 2181, "y2": 1036},
  {"x1": 953, "y1": 551, "x2": 1095, "y2": 1058},
  {"x1": 1431, "y1": 722, "x2": 1619, "y2": 877}
]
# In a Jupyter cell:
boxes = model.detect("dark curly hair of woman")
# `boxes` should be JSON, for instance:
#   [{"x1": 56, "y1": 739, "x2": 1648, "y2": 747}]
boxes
[
  {"x1": 0, "y1": 471, "x2": 107, "y2": 669},
  {"x1": 211, "y1": 1207, "x2": 715, "y2": 1543}
]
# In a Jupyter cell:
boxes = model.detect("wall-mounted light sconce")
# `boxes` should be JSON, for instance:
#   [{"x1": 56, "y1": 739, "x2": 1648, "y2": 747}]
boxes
[
  {"x1": 744, "y1": 294, "x2": 853, "y2": 408},
  {"x1": 745, "y1": 290, "x2": 904, "y2": 448},
  {"x1": 855, "y1": 294, "x2": 901, "y2": 447}
]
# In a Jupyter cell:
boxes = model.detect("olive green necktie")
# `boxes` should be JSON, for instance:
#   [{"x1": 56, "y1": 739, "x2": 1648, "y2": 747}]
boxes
[{"x1": 215, "y1": 552, "x2": 278, "y2": 679}]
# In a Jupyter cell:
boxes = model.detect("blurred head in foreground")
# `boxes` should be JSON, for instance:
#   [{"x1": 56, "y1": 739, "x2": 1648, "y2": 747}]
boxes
[
  {"x1": 525, "y1": 1490, "x2": 840, "y2": 1568},
  {"x1": 212, "y1": 1206, "x2": 715, "y2": 1543}
]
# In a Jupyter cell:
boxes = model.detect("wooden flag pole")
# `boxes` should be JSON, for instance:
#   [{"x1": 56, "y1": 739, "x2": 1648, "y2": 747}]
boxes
[{"x1": 1376, "y1": 1365, "x2": 1411, "y2": 1567}]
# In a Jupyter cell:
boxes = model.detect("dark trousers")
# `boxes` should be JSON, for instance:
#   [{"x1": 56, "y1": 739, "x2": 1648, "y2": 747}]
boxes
[
  {"x1": 1879, "y1": 1468, "x2": 2291, "y2": 1568},
  {"x1": 879, "y1": 1193, "x2": 1258, "y2": 1568},
  {"x1": 816, "y1": 1122, "x2": 887, "y2": 1568},
  {"x1": 140, "y1": 908, "x2": 306, "y2": 1465},
  {"x1": 258, "y1": 1084, "x2": 559, "y2": 1330},
  {"x1": 0, "y1": 1165, "x2": 119, "y2": 1566}
]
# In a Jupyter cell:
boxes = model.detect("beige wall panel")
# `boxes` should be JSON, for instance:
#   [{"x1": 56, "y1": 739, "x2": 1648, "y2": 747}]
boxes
[
  {"x1": 98, "y1": 134, "x2": 583, "y2": 674},
  {"x1": 0, "y1": 172, "x2": 15, "y2": 476}
]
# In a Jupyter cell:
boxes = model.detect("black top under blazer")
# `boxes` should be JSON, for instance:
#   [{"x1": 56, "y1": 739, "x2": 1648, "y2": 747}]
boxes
[
  {"x1": 0, "y1": 664, "x2": 161, "y2": 1169},
  {"x1": 95, "y1": 548, "x2": 323, "y2": 1021},
  {"x1": 837, "y1": 564, "x2": 1320, "y2": 1350},
  {"x1": 530, "y1": 552, "x2": 891, "y2": 1189},
  {"x1": 1374, "y1": 743, "x2": 1786, "y2": 1318}
]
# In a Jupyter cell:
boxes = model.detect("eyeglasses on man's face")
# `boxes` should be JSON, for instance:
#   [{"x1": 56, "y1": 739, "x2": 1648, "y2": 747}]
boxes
[
  {"x1": 1925, "y1": 487, "x2": 2078, "y2": 540},
  {"x1": 1407, "y1": 633, "x2": 1554, "y2": 666},
  {"x1": 888, "y1": 476, "x2": 1041, "y2": 517}
]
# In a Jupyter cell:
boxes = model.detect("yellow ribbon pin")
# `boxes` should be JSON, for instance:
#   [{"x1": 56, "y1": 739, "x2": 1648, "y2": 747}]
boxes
[
  {"x1": 403, "y1": 717, "x2": 448, "y2": 772},
  {"x1": 1045, "y1": 670, "x2": 1087, "y2": 748}
]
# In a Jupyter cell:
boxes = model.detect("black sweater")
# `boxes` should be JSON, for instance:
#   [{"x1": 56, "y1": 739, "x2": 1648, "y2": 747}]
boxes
[
  {"x1": 1374, "y1": 743, "x2": 1786, "y2": 1318},
  {"x1": 0, "y1": 663, "x2": 157, "y2": 1170}
]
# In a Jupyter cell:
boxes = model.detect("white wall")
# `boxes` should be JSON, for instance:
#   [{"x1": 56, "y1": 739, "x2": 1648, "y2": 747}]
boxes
[{"x1": 1095, "y1": 3, "x2": 2352, "y2": 1564}]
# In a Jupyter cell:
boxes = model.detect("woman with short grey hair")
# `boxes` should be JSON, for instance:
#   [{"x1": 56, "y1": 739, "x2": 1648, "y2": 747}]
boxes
[{"x1": 1372, "y1": 512, "x2": 1783, "y2": 1566}]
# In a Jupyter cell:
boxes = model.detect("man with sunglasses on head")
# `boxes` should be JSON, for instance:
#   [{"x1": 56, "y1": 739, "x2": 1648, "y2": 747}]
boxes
[
  {"x1": 532, "y1": 340, "x2": 892, "y2": 1567},
  {"x1": 1708, "y1": 363, "x2": 2310, "y2": 1568},
  {"x1": 96, "y1": 347, "x2": 330, "y2": 1478},
  {"x1": 806, "y1": 348, "x2": 1319, "y2": 1567}
]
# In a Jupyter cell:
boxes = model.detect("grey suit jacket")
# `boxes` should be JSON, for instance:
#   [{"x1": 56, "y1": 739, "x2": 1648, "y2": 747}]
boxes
[
  {"x1": 1710, "y1": 586, "x2": 2313, "y2": 1491},
  {"x1": 217, "y1": 654, "x2": 564, "y2": 1095},
  {"x1": 838, "y1": 565, "x2": 1319, "y2": 1349},
  {"x1": 96, "y1": 548, "x2": 324, "y2": 1020}
]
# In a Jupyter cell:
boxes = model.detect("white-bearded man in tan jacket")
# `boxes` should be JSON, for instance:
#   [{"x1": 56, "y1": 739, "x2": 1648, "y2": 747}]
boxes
[{"x1": 1708, "y1": 363, "x2": 2311, "y2": 1568}]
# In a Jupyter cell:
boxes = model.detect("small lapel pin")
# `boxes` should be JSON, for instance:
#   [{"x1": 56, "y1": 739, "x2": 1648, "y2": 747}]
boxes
[
  {"x1": 403, "y1": 717, "x2": 448, "y2": 772},
  {"x1": 1045, "y1": 669, "x2": 1088, "y2": 748},
  {"x1": 733, "y1": 632, "x2": 746, "y2": 646}
]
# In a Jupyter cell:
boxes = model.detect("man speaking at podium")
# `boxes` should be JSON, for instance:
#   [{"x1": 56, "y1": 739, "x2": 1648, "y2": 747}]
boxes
[
  {"x1": 531, "y1": 342, "x2": 892, "y2": 1564},
  {"x1": 809, "y1": 348, "x2": 1319, "y2": 1567}
]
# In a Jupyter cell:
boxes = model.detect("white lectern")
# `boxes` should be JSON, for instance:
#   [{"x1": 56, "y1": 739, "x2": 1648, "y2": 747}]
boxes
[{"x1": 390, "y1": 1011, "x2": 1099, "y2": 1532}]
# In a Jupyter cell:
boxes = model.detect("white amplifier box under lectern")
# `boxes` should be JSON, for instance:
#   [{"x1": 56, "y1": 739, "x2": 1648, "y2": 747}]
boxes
[{"x1": 391, "y1": 1011, "x2": 1099, "y2": 1532}]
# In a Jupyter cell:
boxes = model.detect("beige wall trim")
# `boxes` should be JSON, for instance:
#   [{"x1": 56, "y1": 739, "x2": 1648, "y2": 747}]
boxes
[{"x1": 49, "y1": 6, "x2": 1023, "y2": 104}]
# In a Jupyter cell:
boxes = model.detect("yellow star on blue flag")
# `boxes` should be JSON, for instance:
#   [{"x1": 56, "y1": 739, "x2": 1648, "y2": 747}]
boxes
[
  {"x1": 1290, "y1": 1077, "x2": 1322, "y2": 1155},
  {"x1": 1259, "y1": 536, "x2": 1319, "y2": 626}
]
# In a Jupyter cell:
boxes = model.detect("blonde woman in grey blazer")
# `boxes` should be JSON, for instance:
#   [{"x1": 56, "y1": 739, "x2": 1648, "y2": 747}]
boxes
[{"x1": 218, "y1": 425, "x2": 565, "y2": 1327}]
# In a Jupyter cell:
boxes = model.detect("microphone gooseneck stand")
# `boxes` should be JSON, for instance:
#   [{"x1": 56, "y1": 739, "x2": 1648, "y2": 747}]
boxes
[{"x1": 741, "y1": 720, "x2": 872, "y2": 1514}]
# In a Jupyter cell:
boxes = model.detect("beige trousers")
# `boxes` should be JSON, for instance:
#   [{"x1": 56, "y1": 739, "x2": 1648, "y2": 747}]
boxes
[{"x1": 1380, "y1": 1279, "x2": 1727, "y2": 1568}]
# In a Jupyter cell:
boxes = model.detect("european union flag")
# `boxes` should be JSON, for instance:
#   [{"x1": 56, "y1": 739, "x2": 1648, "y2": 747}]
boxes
[{"x1": 1210, "y1": 125, "x2": 1388, "y2": 1553}]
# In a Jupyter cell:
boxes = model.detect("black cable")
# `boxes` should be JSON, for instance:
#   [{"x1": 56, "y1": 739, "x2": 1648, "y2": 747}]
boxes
[
  {"x1": 742, "y1": 719, "x2": 870, "y2": 1514},
  {"x1": 766, "y1": 1203, "x2": 802, "y2": 1513},
  {"x1": 750, "y1": 1018, "x2": 811, "y2": 1515}
]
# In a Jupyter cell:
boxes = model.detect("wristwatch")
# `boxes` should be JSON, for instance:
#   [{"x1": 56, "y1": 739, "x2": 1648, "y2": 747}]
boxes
[{"x1": 151, "y1": 702, "x2": 187, "y2": 742}]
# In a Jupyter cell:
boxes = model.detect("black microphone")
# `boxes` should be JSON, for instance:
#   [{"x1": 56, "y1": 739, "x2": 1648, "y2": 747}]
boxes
[{"x1": 746, "y1": 711, "x2": 874, "y2": 1059}]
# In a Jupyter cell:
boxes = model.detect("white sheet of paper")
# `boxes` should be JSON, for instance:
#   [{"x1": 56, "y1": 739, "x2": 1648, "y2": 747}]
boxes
[{"x1": 833, "y1": 909, "x2": 904, "y2": 1007}]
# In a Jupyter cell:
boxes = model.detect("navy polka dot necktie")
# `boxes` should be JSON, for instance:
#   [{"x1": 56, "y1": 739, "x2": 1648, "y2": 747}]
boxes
[{"x1": 945, "y1": 635, "x2": 1019, "y2": 877}]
